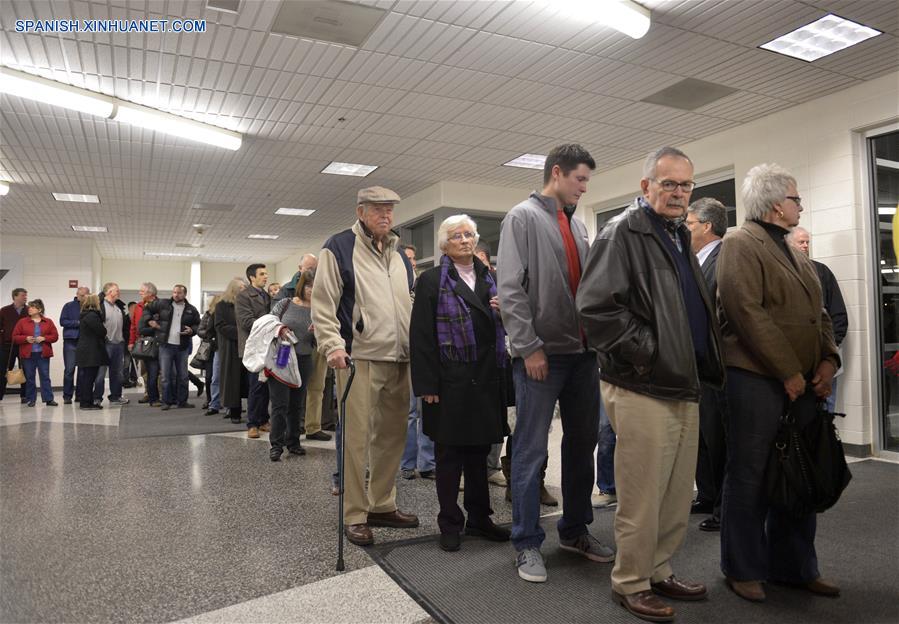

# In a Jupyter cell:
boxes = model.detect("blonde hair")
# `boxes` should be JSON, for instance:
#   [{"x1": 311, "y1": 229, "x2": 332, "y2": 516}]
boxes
[
  {"x1": 207, "y1": 294, "x2": 222, "y2": 315},
  {"x1": 81, "y1": 293, "x2": 101, "y2": 312},
  {"x1": 220, "y1": 278, "x2": 246, "y2": 304}
]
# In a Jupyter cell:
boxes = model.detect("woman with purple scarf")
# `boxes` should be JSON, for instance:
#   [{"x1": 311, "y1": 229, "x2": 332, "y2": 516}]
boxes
[{"x1": 410, "y1": 214, "x2": 511, "y2": 552}]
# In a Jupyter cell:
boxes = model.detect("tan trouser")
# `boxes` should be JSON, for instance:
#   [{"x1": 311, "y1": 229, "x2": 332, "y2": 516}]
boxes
[
  {"x1": 304, "y1": 350, "x2": 327, "y2": 434},
  {"x1": 336, "y1": 360, "x2": 410, "y2": 525},
  {"x1": 601, "y1": 381, "x2": 699, "y2": 595}
]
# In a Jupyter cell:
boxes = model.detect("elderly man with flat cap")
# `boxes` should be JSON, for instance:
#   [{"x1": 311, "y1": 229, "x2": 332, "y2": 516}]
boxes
[{"x1": 313, "y1": 185, "x2": 419, "y2": 546}]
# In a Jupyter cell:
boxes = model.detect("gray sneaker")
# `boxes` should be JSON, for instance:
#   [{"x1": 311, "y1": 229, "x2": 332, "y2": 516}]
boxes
[
  {"x1": 559, "y1": 533, "x2": 616, "y2": 563},
  {"x1": 110, "y1": 397, "x2": 130, "y2": 406},
  {"x1": 516, "y1": 548, "x2": 547, "y2": 583}
]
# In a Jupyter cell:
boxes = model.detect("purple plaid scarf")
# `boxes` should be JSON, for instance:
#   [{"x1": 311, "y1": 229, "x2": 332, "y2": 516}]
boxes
[{"x1": 436, "y1": 254, "x2": 507, "y2": 367}]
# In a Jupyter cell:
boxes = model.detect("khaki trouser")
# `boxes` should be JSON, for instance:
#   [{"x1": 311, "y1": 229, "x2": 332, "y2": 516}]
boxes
[
  {"x1": 336, "y1": 360, "x2": 410, "y2": 525},
  {"x1": 303, "y1": 350, "x2": 327, "y2": 434},
  {"x1": 601, "y1": 381, "x2": 699, "y2": 595}
]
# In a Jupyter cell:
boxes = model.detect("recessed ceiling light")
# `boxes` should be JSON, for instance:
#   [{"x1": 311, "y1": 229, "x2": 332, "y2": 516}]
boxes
[
  {"x1": 192, "y1": 203, "x2": 234, "y2": 211},
  {"x1": 143, "y1": 251, "x2": 197, "y2": 257},
  {"x1": 247, "y1": 234, "x2": 279, "y2": 240},
  {"x1": 0, "y1": 181, "x2": 10, "y2": 196},
  {"x1": 503, "y1": 154, "x2": 547, "y2": 170},
  {"x1": 53, "y1": 192, "x2": 100, "y2": 203},
  {"x1": 275, "y1": 207, "x2": 316, "y2": 216},
  {"x1": 760, "y1": 14, "x2": 882, "y2": 62},
  {"x1": 538, "y1": 0, "x2": 650, "y2": 39},
  {"x1": 321, "y1": 162, "x2": 378, "y2": 177},
  {"x1": 72, "y1": 225, "x2": 107, "y2": 232}
]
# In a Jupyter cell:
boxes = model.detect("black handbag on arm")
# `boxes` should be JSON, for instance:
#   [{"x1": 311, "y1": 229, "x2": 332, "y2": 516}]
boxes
[
  {"x1": 806, "y1": 403, "x2": 852, "y2": 512},
  {"x1": 131, "y1": 335, "x2": 159, "y2": 361}
]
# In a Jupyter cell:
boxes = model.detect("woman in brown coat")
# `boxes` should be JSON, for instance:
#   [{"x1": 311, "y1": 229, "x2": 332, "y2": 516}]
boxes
[{"x1": 717, "y1": 163, "x2": 841, "y2": 603}]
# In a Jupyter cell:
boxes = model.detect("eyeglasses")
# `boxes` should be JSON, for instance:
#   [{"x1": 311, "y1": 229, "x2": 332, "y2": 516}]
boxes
[
  {"x1": 653, "y1": 179, "x2": 695, "y2": 193},
  {"x1": 448, "y1": 231, "x2": 477, "y2": 241},
  {"x1": 786, "y1": 195, "x2": 802, "y2": 205}
]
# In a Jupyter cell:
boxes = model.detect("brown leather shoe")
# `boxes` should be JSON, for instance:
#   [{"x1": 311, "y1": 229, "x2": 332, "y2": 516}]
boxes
[
  {"x1": 804, "y1": 578, "x2": 840, "y2": 597},
  {"x1": 613, "y1": 590, "x2": 675, "y2": 622},
  {"x1": 345, "y1": 523, "x2": 373, "y2": 546},
  {"x1": 247, "y1": 427, "x2": 260, "y2": 439},
  {"x1": 259, "y1": 422, "x2": 271, "y2": 432},
  {"x1": 651, "y1": 575, "x2": 707, "y2": 601},
  {"x1": 367, "y1": 509, "x2": 420, "y2": 528},
  {"x1": 726, "y1": 577, "x2": 766, "y2": 602}
]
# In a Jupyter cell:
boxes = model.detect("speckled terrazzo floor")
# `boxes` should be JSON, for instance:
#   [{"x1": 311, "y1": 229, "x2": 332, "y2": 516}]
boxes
[{"x1": 0, "y1": 395, "x2": 524, "y2": 624}]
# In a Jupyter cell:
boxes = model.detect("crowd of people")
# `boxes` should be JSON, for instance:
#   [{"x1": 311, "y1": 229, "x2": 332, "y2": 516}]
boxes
[{"x1": 0, "y1": 142, "x2": 849, "y2": 622}]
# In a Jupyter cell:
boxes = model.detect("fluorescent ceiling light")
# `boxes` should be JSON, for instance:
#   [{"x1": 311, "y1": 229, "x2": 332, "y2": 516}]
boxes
[
  {"x1": 541, "y1": 0, "x2": 650, "y2": 39},
  {"x1": 321, "y1": 162, "x2": 378, "y2": 177},
  {"x1": 503, "y1": 153, "x2": 547, "y2": 170},
  {"x1": 0, "y1": 66, "x2": 115, "y2": 117},
  {"x1": 760, "y1": 14, "x2": 881, "y2": 62},
  {"x1": 53, "y1": 192, "x2": 100, "y2": 203},
  {"x1": 144, "y1": 251, "x2": 198, "y2": 257},
  {"x1": 276, "y1": 207, "x2": 316, "y2": 216},
  {"x1": 247, "y1": 234, "x2": 279, "y2": 240},
  {"x1": 113, "y1": 101, "x2": 242, "y2": 150},
  {"x1": 72, "y1": 225, "x2": 107, "y2": 232},
  {"x1": 879, "y1": 207, "x2": 897, "y2": 216},
  {"x1": 0, "y1": 181, "x2": 9, "y2": 196}
]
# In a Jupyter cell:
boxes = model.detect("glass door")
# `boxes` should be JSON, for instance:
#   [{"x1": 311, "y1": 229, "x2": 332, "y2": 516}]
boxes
[{"x1": 872, "y1": 130, "x2": 899, "y2": 454}]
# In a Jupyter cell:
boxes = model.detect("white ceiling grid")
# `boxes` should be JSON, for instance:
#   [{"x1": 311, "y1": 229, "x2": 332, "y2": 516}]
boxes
[{"x1": 0, "y1": 0, "x2": 896, "y2": 260}]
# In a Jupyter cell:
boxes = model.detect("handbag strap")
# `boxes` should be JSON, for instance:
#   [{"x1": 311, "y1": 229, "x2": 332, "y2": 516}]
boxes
[{"x1": 6, "y1": 337, "x2": 17, "y2": 369}]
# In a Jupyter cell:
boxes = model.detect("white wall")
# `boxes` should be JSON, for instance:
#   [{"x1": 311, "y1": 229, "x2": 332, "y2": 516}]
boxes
[
  {"x1": 100, "y1": 259, "x2": 190, "y2": 293},
  {"x1": 0, "y1": 235, "x2": 98, "y2": 383},
  {"x1": 579, "y1": 71, "x2": 899, "y2": 450},
  {"x1": 200, "y1": 262, "x2": 247, "y2": 292}
]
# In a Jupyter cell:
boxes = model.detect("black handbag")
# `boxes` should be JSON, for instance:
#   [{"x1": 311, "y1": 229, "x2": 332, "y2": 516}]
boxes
[
  {"x1": 766, "y1": 403, "x2": 851, "y2": 518},
  {"x1": 131, "y1": 335, "x2": 159, "y2": 360},
  {"x1": 189, "y1": 340, "x2": 212, "y2": 369}
]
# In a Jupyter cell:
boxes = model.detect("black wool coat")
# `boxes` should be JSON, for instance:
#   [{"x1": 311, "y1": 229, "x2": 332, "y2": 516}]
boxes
[
  {"x1": 410, "y1": 258, "x2": 509, "y2": 446},
  {"x1": 76, "y1": 310, "x2": 110, "y2": 367},
  {"x1": 214, "y1": 300, "x2": 246, "y2": 409}
]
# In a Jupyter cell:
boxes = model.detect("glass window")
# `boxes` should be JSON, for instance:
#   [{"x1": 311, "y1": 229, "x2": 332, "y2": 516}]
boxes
[
  {"x1": 691, "y1": 178, "x2": 737, "y2": 228},
  {"x1": 873, "y1": 130, "x2": 899, "y2": 453},
  {"x1": 596, "y1": 206, "x2": 628, "y2": 233},
  {"x1": 471, "y1": 215, "x2": 503, "y2": 260},
  {"x1": 402, "y1": 217, "x2": 434, "y2": 260}
]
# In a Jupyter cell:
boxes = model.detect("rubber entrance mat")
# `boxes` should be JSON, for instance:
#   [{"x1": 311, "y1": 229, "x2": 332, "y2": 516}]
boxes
[
  {"x1": 368, "y1": 460, "x2": 898, "y2": 624},
  {"x1": 118, "y1": 402, "x2": 245, "y2": 438}
]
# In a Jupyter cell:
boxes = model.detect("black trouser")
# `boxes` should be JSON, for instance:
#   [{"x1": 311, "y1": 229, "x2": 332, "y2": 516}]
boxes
[
  {"x1": 268, "y1": 355, "x2": 311, "y2": 450},
  {"x1": 204, "y1": 357, "x2": 214, "y2": 404},
  {"x1": 696, "y1": 382, "x2": 727, "y2": 517},
  {"x1": 247, "y1": 371, "x2": 270, "y2": 428},
  {"x1": 77, "y1": 366, "x2": 99, "y2": 408},
  {"x1": 720, "y1": 367, "x2": 820, "y2": 583},
  {"x1": 0, "y1": 343, "x2": 23, "y2": 399},
  {"x1": 435, "y1": 443, "x2": 493, "y2": 535}
]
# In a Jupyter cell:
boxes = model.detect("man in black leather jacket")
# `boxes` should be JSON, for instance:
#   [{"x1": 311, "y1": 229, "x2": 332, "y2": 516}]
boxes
[
  {"x1": 141, "y1": 284, "x2": 200, "y2": 410},
  {"x1": 577, "y1": 146, "x2": 724, "y2": 623}
]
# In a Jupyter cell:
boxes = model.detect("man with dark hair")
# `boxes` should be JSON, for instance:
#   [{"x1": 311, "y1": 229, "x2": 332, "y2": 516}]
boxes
[
  {"x1": 578, "y1": 147, "x2": 724, "y2": 622},
  {"x1": 685, "y1": 197, "x2": 729, "y2": 532},
  {"x1": 498, "y1": 143, "x2": 613, "y2": 584},
  {"x1": 0, "y1": 287, "x2": 28, "y2": 401},
  {"x1": 141, "y1": 284, "x2": 200, "y2": 410},
  {"x1": 237, "y1": 263, "x2": 271, "y2": 438},
  {"x1": 59, "y1": 286, "x2": 90, "y2": 404}
]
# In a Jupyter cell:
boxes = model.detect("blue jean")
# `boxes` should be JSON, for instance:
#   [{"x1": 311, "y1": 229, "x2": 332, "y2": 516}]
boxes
[
  {"x1": 208, "y1": 351, "x2": 222, "y2": 410},
  {"x1": 159, "y1": 343, "x2": 190, "y2": 406},
  {"x1": 596, "y1": 393, "x2": 616, "y2": 493},
  {"x1": 401, "y1": 390, "x2": 435, "y2": 472},
  {"x1": 63, "y1": 339, "x2": 78, "y2": 400},
  {"x1": 23, "y1": 356, "x2": 54, "y2": 403},
  {"x1": 510, "y1": 352, "x2": 599, "y2": 551},
  {"x1": 825, "y1": 375, "x2": 838, "y2": 413},
  {"x1": 94, "y1": 342, "x2": 125, "y2": 401},
  {"x1": 247, "y1": 370, "x2": 270, "y2": 428}
]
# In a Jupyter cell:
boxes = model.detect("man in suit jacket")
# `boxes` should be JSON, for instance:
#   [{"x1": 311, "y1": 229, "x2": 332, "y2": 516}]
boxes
[
  {"x1": 685, "y1": 197, "x2": 728, "y2": 532},
  {"x1": 236, "y1": 263, "x2": 271, "y2": 438}
]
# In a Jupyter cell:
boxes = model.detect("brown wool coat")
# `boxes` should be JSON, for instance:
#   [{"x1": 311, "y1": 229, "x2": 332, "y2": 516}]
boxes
[{"x1": 717, "y1": 220, "x2": 840, "y2": 381}]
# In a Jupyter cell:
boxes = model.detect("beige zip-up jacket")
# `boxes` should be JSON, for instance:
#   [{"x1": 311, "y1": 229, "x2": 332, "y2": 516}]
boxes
[{"x1": 312, "y1": 220, "x2": 414, "y2": 362}]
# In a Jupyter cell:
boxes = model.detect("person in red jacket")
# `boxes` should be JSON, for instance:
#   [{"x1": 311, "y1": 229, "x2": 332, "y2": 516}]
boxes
[{"x1": 11, "y1": 299, "x2": 59, "y2": 407}]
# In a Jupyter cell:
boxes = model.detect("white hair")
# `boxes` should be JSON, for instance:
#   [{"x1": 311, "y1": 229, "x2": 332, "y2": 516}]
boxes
[
  {"x1": 742, "y1": 163, "x2": 797, "y2": 221},
  {"x1": 437, "y1": 214, "x2": 479, "y2": 252},
  {"x1": 642, "y1": 146, "x2": 692, "y2": 180}
]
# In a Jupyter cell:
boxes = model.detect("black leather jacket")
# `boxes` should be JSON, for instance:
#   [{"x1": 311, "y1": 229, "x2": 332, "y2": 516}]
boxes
[{"x1": 576, "y1": 201, "x2": 724, "y2": 402}]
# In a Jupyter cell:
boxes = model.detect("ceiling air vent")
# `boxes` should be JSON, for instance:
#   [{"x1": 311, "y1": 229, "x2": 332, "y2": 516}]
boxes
[
  {"x1": 192, "y1": 202, "x2": 234, "y2": 212},
  {"x1": 207, "y1": 0, "x2": 240, "y2": 14},
  {"x1": 271, "y1": 0, "x2": 386, "y2": 47},
  {"x1": 640, "y1": 78, "x2": 737, "y2": 111},
  {"x1": 175, "y1": 243, "x2": 205, "y2": 249}
]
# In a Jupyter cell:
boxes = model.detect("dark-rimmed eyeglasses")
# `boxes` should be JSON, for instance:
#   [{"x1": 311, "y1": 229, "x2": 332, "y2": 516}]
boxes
[{"x1": 652, "y1": 178, "x2": 696, "y2": 193}]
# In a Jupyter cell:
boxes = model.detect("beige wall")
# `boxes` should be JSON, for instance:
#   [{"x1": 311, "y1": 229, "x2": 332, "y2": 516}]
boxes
[
  {"x1": 579, "y1": 71, "x2": 899, "y2": 450},
  {"x1": 100, "y1": 259, "x2": 190, "y2": 292}
]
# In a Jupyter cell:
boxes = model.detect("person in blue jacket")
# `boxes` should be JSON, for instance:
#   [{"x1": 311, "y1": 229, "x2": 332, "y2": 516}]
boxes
[{"x1": 59, "y1": 286, "x2": 89, "y2": 405}]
